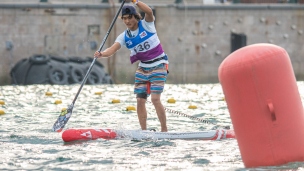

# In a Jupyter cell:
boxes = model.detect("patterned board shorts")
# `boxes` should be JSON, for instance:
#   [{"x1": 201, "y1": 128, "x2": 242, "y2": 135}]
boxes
[{"x1": 134, "y1": 63, "x2": 168, "y2": 95}]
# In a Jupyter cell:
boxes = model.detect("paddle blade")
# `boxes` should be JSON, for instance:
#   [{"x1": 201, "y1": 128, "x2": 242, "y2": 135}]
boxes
[{"x1": 52, "y1": 104, "x2": 74, "y2": 132}]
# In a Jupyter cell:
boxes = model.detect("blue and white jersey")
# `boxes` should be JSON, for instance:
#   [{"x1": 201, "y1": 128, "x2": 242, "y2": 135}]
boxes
[{"x1": 115, "y1": 20, "x2": 168, "y2": 68}]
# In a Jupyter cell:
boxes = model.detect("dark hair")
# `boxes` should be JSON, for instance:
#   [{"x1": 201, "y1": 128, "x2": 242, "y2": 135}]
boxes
[
  {"x1": 121, "y1": 13, "x2": 142, "y2": 21},
  {"x1": 134, "y1": 12, "x2": 142, "y2": 21}
]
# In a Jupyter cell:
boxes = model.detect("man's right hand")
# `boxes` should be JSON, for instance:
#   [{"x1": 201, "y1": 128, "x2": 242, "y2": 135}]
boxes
[{"x1": 94, "y1": 51, "x2": 103, "y2": 58}]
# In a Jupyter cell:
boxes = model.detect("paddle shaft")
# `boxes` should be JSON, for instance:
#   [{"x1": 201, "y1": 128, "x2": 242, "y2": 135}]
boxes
[{"x1": 71, "y1": 1, "x2": 126, "y2": 105}]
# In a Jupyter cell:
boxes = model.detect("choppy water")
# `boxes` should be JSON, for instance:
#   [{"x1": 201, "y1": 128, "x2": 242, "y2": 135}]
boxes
[{"x1": 0, "y1": 83, "x2": 304, "y2": 171}]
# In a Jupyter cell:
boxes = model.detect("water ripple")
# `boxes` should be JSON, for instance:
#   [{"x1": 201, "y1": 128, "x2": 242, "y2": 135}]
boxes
[{"x1": 0, "y1": 83, "x2": 304, "y2": 170}]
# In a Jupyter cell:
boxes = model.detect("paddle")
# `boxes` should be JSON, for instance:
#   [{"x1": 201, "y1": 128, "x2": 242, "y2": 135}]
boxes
[{"x1": 52, "y1": 0, "x2": 127, "y2": 132}]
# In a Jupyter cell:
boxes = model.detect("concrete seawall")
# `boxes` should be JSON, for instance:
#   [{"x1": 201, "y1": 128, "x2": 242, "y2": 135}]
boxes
[{"x1": 0, "y1": 2, "x2": 303, "y2": 85}]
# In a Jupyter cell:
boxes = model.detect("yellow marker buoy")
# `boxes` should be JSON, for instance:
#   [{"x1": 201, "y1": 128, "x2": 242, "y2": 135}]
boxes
[
  {"x1": 0, "y1": 100, "x2": 5, "y2": 105},
  {"x1": 188, "y1": 105, "x2": 197, "y2": 109},
  {"x1": 0, "y1": 110, "x2": 5, "y2": 115},
  {"x1": 167, "y1": 98, "x2": 176, "y2": 103},
  {"x1": 45, "y1": 92, "x2": 53, "y2": 96},
  {"x1": 190, "y1": 89, "x2": 198, "y2": 93},
  {"x1": 126, "y1": 106, "x2": 136, "y2": 111},
  {"x1": 61, "y1": 108, "x2": 67, "y2": 112},
  {"x1": 54, "y1": 100, "x2": 62, "y2": 104},
  {"x1": 112, "y1": 99, "x2": 120, "y2": 103},
  {"x1": 95, "y1": 91, "x2": 103, "y2": 95}
]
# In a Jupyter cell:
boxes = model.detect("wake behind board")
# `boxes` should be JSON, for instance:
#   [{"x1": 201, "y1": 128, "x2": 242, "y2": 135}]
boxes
[{"x1": 62, "y1": 128, "x2": 235, "y2": 142}]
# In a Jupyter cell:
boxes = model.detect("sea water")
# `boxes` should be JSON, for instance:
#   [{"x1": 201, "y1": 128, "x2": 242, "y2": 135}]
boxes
[{"x1": 0, "y1": 83, "x2": 304, "y2": 171}]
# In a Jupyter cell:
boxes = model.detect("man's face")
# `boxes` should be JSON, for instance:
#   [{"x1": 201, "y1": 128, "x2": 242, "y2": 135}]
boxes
[{"x1": 121, "y1": 14, "x2": 138, "y2": 30}]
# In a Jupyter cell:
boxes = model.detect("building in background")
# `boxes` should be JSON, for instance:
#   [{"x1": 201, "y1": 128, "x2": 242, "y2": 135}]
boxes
[{"x1": 0, "y1": 0, "x2": 303, "y2": 85}]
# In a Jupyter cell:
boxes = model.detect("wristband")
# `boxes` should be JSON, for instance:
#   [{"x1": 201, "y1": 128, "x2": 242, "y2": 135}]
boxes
[{"x1": 132, "y1": 0, "x2": 139, "y2": 5}]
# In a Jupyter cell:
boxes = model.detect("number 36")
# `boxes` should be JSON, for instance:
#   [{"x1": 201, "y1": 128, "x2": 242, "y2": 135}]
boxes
[{"x1": 134, "y1": 42, "x2": 150, "y2": 53}]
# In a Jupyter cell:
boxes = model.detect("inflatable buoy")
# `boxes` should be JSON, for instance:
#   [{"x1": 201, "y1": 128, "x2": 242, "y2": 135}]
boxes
[
  {"x1": 112, "y1": 99, "x2": 120, "y2": 103},
  {"x1": 0, "y1": 110, "x2": 5, "y2": 115},
  {"x1": 0, "y1": 100, "x2": 5, "y2": 105},
  {"x1": 167, "y1": 98, "x2": 176, "y2": 103},
  {"x1": 54, "y1": 100, "x2": 62, "y2": 104},
  {"x1": 126, "y1": 106, "x2": 136, "y2": 111},
  {"x1": 188, "y1": 105, "x2": 197, "y2": 109},
  {"x1": 218, "y1": 43, "x2": 304, "y2": 168},
  {"x1": 95, "y1": 91, "x2": 102, "y2": 95},
  {"x1": 45, "y1": 92, "x2": 53, "y2": 96}
]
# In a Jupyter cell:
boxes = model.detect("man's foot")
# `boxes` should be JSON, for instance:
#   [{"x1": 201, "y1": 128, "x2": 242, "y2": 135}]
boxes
[{"x1": 161, "y1": 127, "x2": 168, "y2": 132}]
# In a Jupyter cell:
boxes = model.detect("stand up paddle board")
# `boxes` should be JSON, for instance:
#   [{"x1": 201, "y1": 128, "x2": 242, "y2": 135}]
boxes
[{"x1": 62, "y1": 128, "x2": 235, "y2": 142}]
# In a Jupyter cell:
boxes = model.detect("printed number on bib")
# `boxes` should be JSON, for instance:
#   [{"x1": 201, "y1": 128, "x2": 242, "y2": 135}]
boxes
[{"x1": 134, "y1": 42, "x2": 150, "y2": 53}]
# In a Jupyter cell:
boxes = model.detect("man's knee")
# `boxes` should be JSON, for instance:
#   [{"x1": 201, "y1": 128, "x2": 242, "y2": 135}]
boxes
[{"x1": 151, "y1": 94, "x2": 161, "y2": 104}]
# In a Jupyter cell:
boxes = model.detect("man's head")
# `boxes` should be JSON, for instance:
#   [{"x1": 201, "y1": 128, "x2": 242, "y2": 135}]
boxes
[
  {"x1": 122, "y1": 5, "x2": 137, "y2": 16},
  {"x1": 121, "y1": 5, "x2": 142, "y2": 30}
]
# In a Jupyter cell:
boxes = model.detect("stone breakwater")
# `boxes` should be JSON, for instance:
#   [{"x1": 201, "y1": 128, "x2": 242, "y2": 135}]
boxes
[{"x1": 1, "y1": 3, "x2": 303, "y2": 84}]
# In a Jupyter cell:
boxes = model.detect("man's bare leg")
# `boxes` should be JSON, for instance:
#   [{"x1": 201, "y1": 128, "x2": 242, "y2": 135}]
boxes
[
  {"x1": 137, "y1": 97, "x2": 147, "y2": 130},
  {"x1": 151, "y1": 93, "x2": 167, "y2": 132}
]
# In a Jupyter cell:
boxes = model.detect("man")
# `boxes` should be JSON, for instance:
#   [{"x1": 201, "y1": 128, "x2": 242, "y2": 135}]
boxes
[{"x1": 94, "y1": 0, "x2": 169, "y2": 132}]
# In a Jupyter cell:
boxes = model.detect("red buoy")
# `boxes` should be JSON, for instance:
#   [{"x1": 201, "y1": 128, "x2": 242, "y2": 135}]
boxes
[{"x1": 218, "y1": 43, "x2": 304, "y2": 167}]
